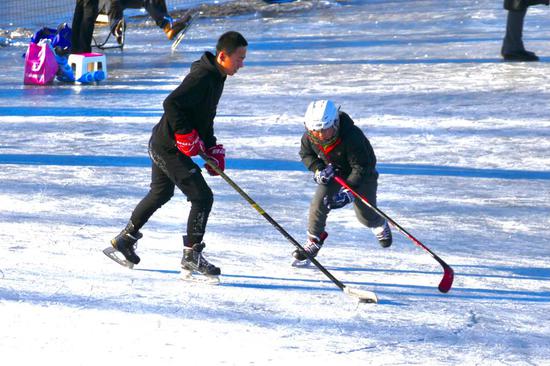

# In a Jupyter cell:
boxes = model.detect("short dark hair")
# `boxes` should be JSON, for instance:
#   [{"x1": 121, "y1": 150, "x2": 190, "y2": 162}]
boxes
[{"x1": 216, "y1": 31, "x2": 248, "y2": 55}]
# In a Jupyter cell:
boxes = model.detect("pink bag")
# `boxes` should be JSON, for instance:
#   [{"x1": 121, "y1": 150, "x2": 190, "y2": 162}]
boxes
[{"x1": 23, "y1": 40, "x2": 59, "y2": 85}]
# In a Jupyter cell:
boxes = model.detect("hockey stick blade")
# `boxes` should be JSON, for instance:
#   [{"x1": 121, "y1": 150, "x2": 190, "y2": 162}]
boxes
[
  {"x1": 343, "y1": 286, "x2": 378, "y2": 303},
  {"x1": 334, "y1": 176, "x2": 455, "y2": 294},
  {"x1": 438, "y1": 265, "x2": 454, "y2": 293}
]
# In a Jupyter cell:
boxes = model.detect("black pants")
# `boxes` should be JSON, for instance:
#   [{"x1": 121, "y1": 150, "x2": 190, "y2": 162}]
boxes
[
  {"x1": 71, "y1": 0, "x2": 99, "y2": 53},
  {"x1": 130, "y1": 143, "x2": 213, "y2": 245},
  {"x1": 308, "y1": 179, "x2": 384, "y2": 238},
  {"x1": 101, "y1": 0, "x2": 170, "y2": 31},
  {"x1": 502, "y1": 9, "x2": 527, "y2": 54}
]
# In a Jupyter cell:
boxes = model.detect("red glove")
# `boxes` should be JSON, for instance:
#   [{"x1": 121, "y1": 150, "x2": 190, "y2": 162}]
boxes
[
  {"x1": 204, "y1": 144, "x2": 225, "y2": 176},
  {"x1": 174, "y1": 130, "x2": 204, "y2": 157}
]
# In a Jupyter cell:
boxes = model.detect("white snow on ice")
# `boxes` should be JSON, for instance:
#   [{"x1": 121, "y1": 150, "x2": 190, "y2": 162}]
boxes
[{"x1": 1, "y1": 0, "x2": 549, "y2": 365}]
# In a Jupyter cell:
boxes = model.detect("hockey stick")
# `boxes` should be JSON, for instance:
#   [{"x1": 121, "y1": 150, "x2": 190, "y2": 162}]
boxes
[
  {"x1": 199, "y1": 152, "x2": 377, "y2": 303},
  {"x1": 334, "y1": 176, "x2": 454, "y2": 293}
]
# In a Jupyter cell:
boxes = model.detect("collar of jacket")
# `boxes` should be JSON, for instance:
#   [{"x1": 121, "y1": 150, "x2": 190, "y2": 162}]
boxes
[
  {"x1": 201, "y1": 51, "x2": 227, "y2": 80},
  {"x1": 308, "y1": 133, "x2": 342, "y2": 156}
]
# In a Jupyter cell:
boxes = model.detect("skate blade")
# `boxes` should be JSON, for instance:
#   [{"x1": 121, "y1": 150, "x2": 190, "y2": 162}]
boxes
[
  {"x1": 171, "y1": 13, "x2": 198, "y2": 51},
  {"x1": 103, "y1": 246, "x2": 134, "y2": 269},
  {"x1": 291, "y1": 258, "x2": 311, "y2": 268},
  {"x1": 180, "y1": 268, "x2": 220, "y2": 285},
  {"x1": 171, "y1": 26, "x2": 191, "y2": 51}
]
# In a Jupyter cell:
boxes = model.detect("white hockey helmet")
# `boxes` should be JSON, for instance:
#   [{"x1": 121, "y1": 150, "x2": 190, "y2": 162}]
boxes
[{"x1": 304, "y1": 100, "x2": 340, "y2": 131}]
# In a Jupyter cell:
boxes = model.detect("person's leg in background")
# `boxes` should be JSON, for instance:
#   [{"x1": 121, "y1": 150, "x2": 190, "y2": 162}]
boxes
[
  {"x1": 71, "y1": 0, "x2": 100, "y2": 53},
  {"x1": 501, "y1": 8, "x2": 539, "y2": 61}
]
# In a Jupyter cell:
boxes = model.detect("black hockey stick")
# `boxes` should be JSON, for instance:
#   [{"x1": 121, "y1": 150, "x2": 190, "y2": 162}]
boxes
[
  {"x1": 199, "y1": 152, "x2": 378, "y2": 303},
  {"x1": 334, "y1": 176, "x2": 454, "y2": 293}
]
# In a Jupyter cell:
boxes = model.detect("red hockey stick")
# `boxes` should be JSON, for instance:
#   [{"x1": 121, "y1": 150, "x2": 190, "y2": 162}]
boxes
[{"x1": 334, "y1": 176, "x2": 454, "y2": 293}]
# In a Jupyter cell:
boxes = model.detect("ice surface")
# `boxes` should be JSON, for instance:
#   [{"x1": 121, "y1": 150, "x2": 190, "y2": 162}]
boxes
[{"x1": 1, "y1": 0, "x2": 549, "y2": 365}]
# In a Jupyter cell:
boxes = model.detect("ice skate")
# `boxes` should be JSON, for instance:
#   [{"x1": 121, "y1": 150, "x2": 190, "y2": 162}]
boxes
[
  {"x1": 292, "y1": 231, "x2": 328, "y2": 267},
  {"x1": 180, "y1": 238, "x2": 220, "y2": 284},
  {"x1": 113, "y1": 18, "x2": 126, "y2": 46},
  {"x1": 171, "y1": 12, "x2": 198, "y2": 51},
  {"x1": 165, "y1": 11, "x2": 194, "y2": 40},
  {"x1": 372, "y1": 220, "x2": 392, "y2": 248},
  {"x1": 103, "y1": 221, "x2": 142, "y2": 269}
]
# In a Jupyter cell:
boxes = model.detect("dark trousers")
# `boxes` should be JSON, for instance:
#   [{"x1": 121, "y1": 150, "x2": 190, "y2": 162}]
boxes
[
  {"x1": 130, "y1": 143, "x2": 214, "y2": 245},
  {"x1": 502, "y1": 9, "x2": 527, "y2": 54},
  {"x1": 71, "y1": 0, "x2": 99, "y2": 53},
  {"x1": 102, "y1": 0, "x2": 169, "y2": 31},
  {"x1": 308, "y1": 179, "x2": 384, "y2": 238}
]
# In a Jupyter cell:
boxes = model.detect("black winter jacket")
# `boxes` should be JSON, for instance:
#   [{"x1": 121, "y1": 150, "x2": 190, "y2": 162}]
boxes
[
  {"x1": 299, "y1": 111, "x2": 378, "y2": 187},
  {"x1": 150, "y1": 51, "x2": 226, "y2": 152}
]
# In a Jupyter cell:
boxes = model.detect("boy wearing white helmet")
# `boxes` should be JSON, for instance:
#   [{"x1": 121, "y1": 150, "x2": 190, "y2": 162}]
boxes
[{"x1": 294, "y1": 100, "x2": 392, "y2": 263}]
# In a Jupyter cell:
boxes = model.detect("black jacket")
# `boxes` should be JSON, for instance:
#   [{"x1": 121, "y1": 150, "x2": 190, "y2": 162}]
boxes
[
  {"x1": 299, "y1": 111, "x2": 378, "y2": 187},
  {"x1": 150, "y1": 51, "x2": 226, "y2": 152},
  {"x1": 504, "y1": 0, "x2": 549, "y2": 11}
]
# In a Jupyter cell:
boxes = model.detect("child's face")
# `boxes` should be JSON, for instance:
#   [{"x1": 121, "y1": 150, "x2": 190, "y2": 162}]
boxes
[{"x1": 309, "y1": 126, "x2": 336, "y2": 141}]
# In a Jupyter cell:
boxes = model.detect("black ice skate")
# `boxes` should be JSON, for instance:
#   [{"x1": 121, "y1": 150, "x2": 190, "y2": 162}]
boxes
[
  {"x1": 292, "y1": 231, "x2": 328, "y2": 267},
  {"x1": 113, "y1": 18, "x2": 126, "y2": 46},
  {"x1": 170, "y1": 11, "x2": 198, "y2": 51},
  {"x1": 181, "y1": 238, "x2": 220, "y2": 284},
  {"x1": 103, "y1": 221, "x2": 142, "y2": 269},
  {"x1": 372, "y1": 220, "x2": 392, "y2": 248}
]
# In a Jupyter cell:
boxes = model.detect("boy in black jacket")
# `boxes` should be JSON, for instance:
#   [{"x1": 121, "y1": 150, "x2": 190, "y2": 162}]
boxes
[
  {"x1": 107, "y1": 31, "x2": 247, "y2": 279},
  {"x1": 294, "y1": 100, "x2": 392, "y2": 263}
]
